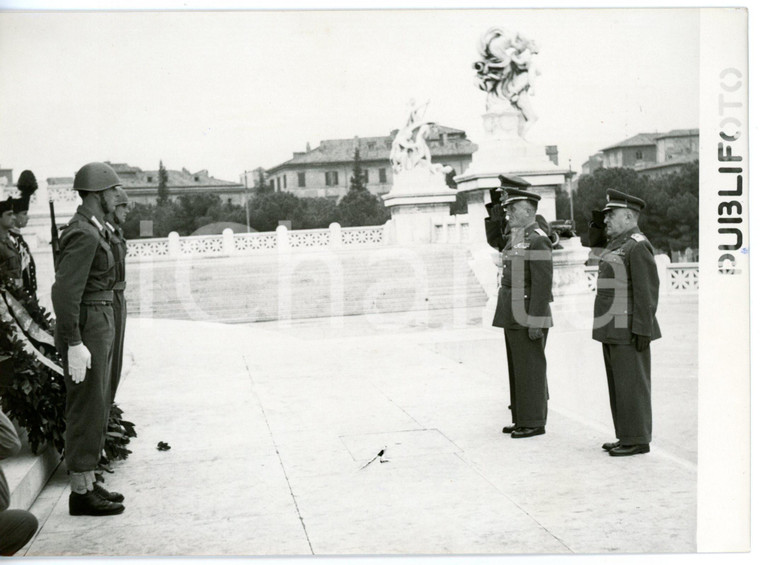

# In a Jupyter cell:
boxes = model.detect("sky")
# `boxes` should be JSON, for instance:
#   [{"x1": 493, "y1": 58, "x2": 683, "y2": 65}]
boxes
[{"x1": 0, "y1": 5, "x2": 701, "y2": 184}]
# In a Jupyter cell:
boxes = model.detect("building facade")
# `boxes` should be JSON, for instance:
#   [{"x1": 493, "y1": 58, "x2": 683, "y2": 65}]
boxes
[
  {"x1": 265, "y1": 125, "x2": 479, "y2": 200},
  {"x1": 105, "y1": 162, "x2": 245, "y2": 206},
  {"x1": 585, "y1": 129, "x2": 699, "y2": 179}
]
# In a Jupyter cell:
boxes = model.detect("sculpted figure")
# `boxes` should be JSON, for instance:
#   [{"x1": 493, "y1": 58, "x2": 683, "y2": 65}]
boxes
[
  {"x1": 390, "y1": 99, "x2": 444, "y2": 175},
  {"x1": 474, "y1": 27, "x2": 540, "y2": 132}
]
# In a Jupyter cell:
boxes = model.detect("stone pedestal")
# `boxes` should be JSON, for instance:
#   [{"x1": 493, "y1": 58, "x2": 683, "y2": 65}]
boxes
[
  {"x1": 551, "y1": 237, "x2": 590, "y2": 296},
  {"x1": 453, "y1": 109, "x2": 572, "y2": 326},
  {"x1": 383, "y1": 167, "x2": 457, "y2": 245}
]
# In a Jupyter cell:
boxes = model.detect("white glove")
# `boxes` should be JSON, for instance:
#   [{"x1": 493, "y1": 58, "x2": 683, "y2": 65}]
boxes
[{"x1": 68, "y1": 343, "x2": 91, "y2": 384}]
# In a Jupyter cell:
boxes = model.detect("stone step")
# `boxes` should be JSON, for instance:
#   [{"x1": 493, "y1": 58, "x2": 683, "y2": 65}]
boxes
[{"x1": 2, "y1": 427, "x2": 61, "y2": 511}]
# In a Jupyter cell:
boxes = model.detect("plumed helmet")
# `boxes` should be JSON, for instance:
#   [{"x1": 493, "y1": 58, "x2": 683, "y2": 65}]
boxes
[
  {"x1": 114, "y1": 186, "x2": 129, "y2": 206},
  {"x1": 73, "y1": 162, "x2": 122, "y2": 192}
]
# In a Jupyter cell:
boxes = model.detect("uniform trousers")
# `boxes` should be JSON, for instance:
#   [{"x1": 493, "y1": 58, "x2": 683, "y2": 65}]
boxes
[
  {"x1": 0, "y1": 509, "x2": 38, "y2": 555},
  {"x1": 56, "y1": 303, "x2": 114, "y2": 473},
  {"x1": 602, "y1": 343, "x2": 652, "y2": 445},
  {"x1": 110, "y1": 290, "x2": 127, "y2": 403},
  {"x1": 504, "y1": 328, "x2": 549, "y2": 428}
]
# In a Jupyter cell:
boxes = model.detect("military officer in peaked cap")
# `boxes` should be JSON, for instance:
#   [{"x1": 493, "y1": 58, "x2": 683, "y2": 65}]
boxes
[
  {"x1": 490, "y1": 175, "x2": 553, "y2": 439},
  {"x1": 51, "y1": 162, "x2": 126, "y2": 515},
  {"x1": 590, "y1": 188, "x2": 661, "y2": 456}
]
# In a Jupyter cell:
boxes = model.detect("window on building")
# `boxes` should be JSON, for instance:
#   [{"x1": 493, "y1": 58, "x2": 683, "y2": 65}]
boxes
[
  {"x1": 635, "y1": 150, "x2": 643, "y2": 160},
  {"x1": 282, "y1": 175, "x2": 287, "y2": 189},
  {"x1": 276, "y1": 177, "x2": 281, "y2": 191},
  {"x1": 368, "y1": 141, "x2": 376, "y2": 150},
  {"x1": 298, "y1": 172, "x2": 306, "y2": 187},
  {"x1": 363, "y1": 169, "x2": 369, "y2": 183},
  {"x1": 379, "y1": 168, "x2": 387, "y2": 184},
  {"x1": 147, "y1": 175, "x2": 153, "y2": 183},
  {"x1": 270, "y1": 179, "x2": 275, "y2": 191},
  {"x1": 194, "y1": 175, "x2": 200, "y2": 182},
  {"x1": 325, "y1": 171, "x2": 339, "y2": 186}
]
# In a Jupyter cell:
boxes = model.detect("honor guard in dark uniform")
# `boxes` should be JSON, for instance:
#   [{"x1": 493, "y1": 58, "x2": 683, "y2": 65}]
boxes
[
  {"x1": 9, "y1": 171, "x2": 39, "y2": 301},
  {"x1": 489, "y1": 176, "x2": 553, "y2": 439},
  {"x1": 51, "y1": 162, "x2": 126, "y2": 515},
  {"x1": 589, "y1": 189, "x2": 661, "y2": 457},
  {"x1": 0, "y1": 198, "x2": 22, "y2": 291},
  {"x1": 105, "y1": 187, "x2": 129, "y2": 403}
]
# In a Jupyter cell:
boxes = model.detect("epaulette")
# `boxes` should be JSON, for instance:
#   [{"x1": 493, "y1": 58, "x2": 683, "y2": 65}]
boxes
[
  {"x1": 89, "y1": 216, "x2": 104, "y2": 231},
  {"x1": 630, "y1": 233, "x2": 647, "y2": 243},
  {"x1": 105, "y1": 221, "x2": 116, "y2": 233},
  {"x1": 534, "y1": 228, "x2": 548, "y2": 238}
]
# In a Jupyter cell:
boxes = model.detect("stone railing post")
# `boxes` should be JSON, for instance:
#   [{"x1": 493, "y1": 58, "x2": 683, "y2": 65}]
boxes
[
  {"x1": 329, "y1": 222, "x2": 342, "y2": 248},
  {"x1": 222, "y1": 228, "x2": 235, "y2": 255},
  {"x1": 655, "y1": 254, "x2": 671, "y2": 294},
  {"x1": 276, "y1": 224, "x2": 290, "y2": 251},
  {"x1": 168, "y1": 231, "x2": 180, "y2": 258}
]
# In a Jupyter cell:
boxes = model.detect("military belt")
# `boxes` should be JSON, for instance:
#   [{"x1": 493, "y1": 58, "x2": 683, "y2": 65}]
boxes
[
  {"x1": 111, "y1": 281, "x2": 127, "y2": 291},
  {"x1": 81, "y1": 290, "x2": 114, "y2": 304}
]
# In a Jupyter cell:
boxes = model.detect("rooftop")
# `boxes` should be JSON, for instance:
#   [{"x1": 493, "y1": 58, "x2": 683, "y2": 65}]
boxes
[{"x1": 268, "y1": 125, "x2": 478, "y2": 173}]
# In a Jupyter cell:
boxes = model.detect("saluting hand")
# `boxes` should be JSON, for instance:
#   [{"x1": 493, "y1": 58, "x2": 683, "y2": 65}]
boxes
[
  {"x1": 632, "y1": 334, "x2": 651, "y2": 352},
  {"x1": 528, "y1": 327, "x2": 544, "y2": 341},
  {"x1": 68, "y1": 343, "x2": 92, "y2": 383}
]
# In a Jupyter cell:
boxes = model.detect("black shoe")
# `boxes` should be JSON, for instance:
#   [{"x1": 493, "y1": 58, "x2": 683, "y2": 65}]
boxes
[
  {"x1": 69, "y1": 491, "x2": 125, "y2": 516},
  {"x1": 602, "y1": 441, "x2": 621, "y2": 451},
  {"x1": 608, "y1": 443, "x2": 650, "y2": 457},
  {"x1": 93, "y1": 482, "x2": 125, "y2": 503},
  {"x1": 502, "y1": 424, "x2": 517, "y2": 434},
  {"x1": 511, "y1": 426, "x2": 545, "y2": 439}
]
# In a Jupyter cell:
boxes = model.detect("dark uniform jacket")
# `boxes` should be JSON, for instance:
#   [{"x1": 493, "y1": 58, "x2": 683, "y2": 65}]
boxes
[
  {"x1": 0, "y1": 233, "x2": 22, "y2": 290},
  {"x1": 105, "y1": 221, "x2": 127, "y2": 287},
  {"x1": 592, "y1": 226, "x2": 661, "y2": 344},
  {"x1": 51, "y1": 205, "x2": 116, "y2": 347},
  {"x1": 9, "y1": 229, "x2": 37, "y2": 295},
  {"x1": 492, "y1": 221, "x2": 553, "y2": 330}
]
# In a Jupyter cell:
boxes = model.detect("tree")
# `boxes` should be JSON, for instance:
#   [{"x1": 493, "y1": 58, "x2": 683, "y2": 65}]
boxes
[
  {"x1": 349, "y1": 147, "x2": 366, "y2": 192},
  {"x1": 255, "y1": 169, "x2": 272, "y2": 196},
  {"x1": 301, "y1": 197, "x2": 339, "y2": 229},
  {"x1": 157, "y1": 160, "x2": 169, "y2": 206},
  {"x1": 638, "y1": 162, "x2": 699, "y2": 254},
  {"x1": 248, "y1": 191, "x2": 305, "y2": 232},
  {"x1": 572, "y1": 164, "x2": 698, "y2": 256},
  {"x1": 572, "y1": 167, "x2": 649, "y2": 245},
  {"x1": 337, "y1": 147, "x2": 390, "y2": 226}
]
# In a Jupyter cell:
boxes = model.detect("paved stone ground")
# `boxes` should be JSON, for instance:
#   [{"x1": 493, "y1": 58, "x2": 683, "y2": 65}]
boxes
[{"x1": 20, "y1": 293, "x2": 697, "y2": 558}]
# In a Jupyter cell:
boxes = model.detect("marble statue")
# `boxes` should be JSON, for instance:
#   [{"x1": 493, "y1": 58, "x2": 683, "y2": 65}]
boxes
[
  {"x1": 473, "y1": 27, "x2": 540, "y2": 132},
  {"x1": 390, "y1": 99, "x2": 445, "y2": 175}
]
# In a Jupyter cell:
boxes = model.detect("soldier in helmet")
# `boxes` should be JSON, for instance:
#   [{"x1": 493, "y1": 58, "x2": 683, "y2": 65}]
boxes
[
  {"x1": 51, "y1": 162, "x2": 126, "y2": 516},
  {"x1": 488, "y1": 175, "x2": 553, "y2": 439},
  {"x1": 105, "y1": 187, "x2": 129, "y2": 404},
  {"x1": 589, "y1": 188, "x2": 661, "y2": 457}
]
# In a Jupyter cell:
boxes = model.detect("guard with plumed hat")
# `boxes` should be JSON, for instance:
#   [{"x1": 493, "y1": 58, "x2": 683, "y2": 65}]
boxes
[
  {"x1": 0, "y1": 197, "x2": 22, "y2": 290},
  {"x1": 9, "y1": 171, "x2": 39, "y2": 300},
  {"x1": 486, "y1": 177, "x2": 553, "y2": 439},
  {"x1": 588, "y1": 188, "x2": 661, "y2": 457}
]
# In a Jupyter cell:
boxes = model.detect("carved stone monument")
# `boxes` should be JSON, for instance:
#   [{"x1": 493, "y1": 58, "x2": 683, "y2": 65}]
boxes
[
  {"x1": 454, "y1": 28, "x2": 582, "y2": 323},
  {"x1": 383, "y1": 99, "x2": 457, "y2": 244}
]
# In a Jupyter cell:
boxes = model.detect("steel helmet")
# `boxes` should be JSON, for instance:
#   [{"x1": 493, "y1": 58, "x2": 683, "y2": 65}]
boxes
[
  {"x1": 73, "y1": 162, "x2": 122, "y2": 192},
  {"x1": 114, "y1": 186, "x2": 129, "y2": 206}
]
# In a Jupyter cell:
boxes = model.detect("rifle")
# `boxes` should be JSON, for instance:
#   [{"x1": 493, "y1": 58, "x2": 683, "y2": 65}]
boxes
[{"x1": 49, "y1": 198, "x2": 61, "y2": 270}]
